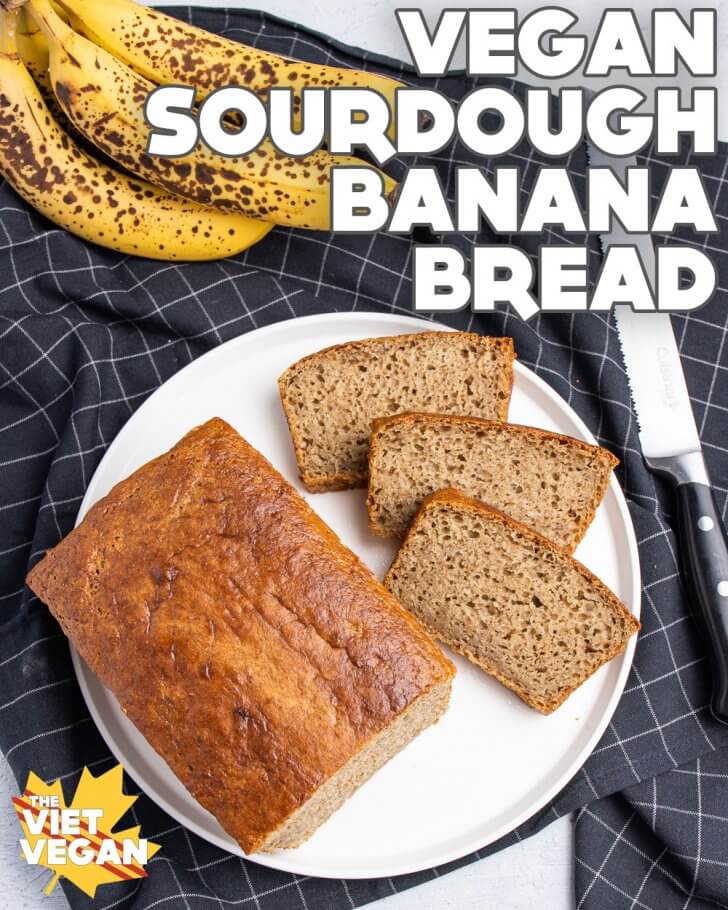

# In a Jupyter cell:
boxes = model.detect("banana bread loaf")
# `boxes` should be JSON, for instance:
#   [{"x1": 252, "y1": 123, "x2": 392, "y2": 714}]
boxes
[{"x1": 26, "y1": 418, "x2": 454, "y2": 854}]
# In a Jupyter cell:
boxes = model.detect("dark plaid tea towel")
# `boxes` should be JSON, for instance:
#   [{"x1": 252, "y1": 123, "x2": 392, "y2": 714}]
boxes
[{"x1": 1, "y1": 7, "x2": 728, "y2": 910}]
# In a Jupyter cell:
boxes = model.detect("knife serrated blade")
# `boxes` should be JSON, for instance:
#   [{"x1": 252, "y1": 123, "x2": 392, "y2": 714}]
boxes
[
  {"x1": 585, "y1": 143, "x2": 702, "y2": 460},
  {"x1": 587, "y1": 143, "x2": 728, "y2": 725},
  {"x1": 613, "y1": 307, "x2": 701, "y2": 459}
]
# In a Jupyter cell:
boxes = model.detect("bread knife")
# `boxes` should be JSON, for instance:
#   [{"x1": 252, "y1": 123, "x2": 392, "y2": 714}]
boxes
[{"x1": 587, "y1": 142, "x2": 728, "y2": 723}]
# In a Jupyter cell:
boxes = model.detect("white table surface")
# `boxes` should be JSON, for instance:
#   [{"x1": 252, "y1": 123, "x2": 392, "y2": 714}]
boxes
[
  {"x1": 3, "y1": 0, "x2": 724, "y2": 906},
  {"x1": 0, "y1": 755, "x2": 573, "y2": 909}
]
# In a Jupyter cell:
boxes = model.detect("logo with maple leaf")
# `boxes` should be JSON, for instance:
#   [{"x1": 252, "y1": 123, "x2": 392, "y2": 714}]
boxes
[{"x1": 12, "y1": 764, "x2": 161, "y2": 897}]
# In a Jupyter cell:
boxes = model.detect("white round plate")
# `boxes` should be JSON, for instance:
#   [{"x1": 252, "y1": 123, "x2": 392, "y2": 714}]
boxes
[{"x1": 72, "y1": 312, "x2": 640, "y2": 879}]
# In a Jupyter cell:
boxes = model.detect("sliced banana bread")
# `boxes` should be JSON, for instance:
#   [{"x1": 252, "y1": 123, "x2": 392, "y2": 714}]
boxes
[
  {"x1": 384, "y1": 490, "x2": 639, "y2": 714},
  {"x1": 278, "y1": 332, "x2": 515, "y2": 492},
  {"x1": 368, "y1": 413, "x2": 618, "y2": 551}
]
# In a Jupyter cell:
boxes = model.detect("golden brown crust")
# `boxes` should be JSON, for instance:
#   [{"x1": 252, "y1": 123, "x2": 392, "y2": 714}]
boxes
[
  {"x1": 278, "y1": 333, "x2": 516, "y2": 493},
  {"x1": 27, "y1": 418, "x2": 454, "y2": 854},
  {"x1": 298, "y1": 469, "x2": 367, "y2": 494},
  {"x1": 384, "y1": 488, "x2": 639, "y2": 715},
  {"x1": 367, "y1": 412, "x2": 619, "y2": 550}
]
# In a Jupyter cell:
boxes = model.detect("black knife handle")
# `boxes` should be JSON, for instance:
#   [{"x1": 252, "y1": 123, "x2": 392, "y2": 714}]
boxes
[{"x1": 677, "y1": 482, "x2": 728, "y2": 723}]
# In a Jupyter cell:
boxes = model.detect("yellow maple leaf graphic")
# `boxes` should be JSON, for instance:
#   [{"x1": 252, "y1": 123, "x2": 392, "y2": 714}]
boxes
[{"x1": 13, "y1": 764, "x2": 160, "y2": 898}]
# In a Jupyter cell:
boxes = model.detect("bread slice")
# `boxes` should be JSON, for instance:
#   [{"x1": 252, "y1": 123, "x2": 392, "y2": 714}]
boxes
[
  {"x1": 278, "y1": 332, "x2": 515, "y2": 492},
  {"x1": 384, "y1": 490, "x2": 639, "y2": 714},
  {"x1": 27, "y1": 419, "x2": 454, "y2": 854},
  {"x1": 368, "y1": 413, "x2": 618, "y2": 551}
]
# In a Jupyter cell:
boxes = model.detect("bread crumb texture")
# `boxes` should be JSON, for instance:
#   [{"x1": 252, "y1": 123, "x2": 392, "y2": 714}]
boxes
[
  {"x1": 278, "y1": 332, "x2": 515, "y2": 491},
  {"x1": 385, "y1": 491, "x2": 638, "y2": 714},
  {"x1": 368, "y1": 413, "x2": 617, "y2": 550}
]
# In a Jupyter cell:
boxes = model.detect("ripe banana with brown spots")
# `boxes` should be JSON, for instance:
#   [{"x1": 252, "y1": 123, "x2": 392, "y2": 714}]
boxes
[
  {"x1": 0, "y1": 9, "x2": 272, "y2": 261},
  {"x1": 15, "y1": 9, "x2": 147, "y2": 173},
  {"x1": 16, "y1": 10, "x2": 51, "y2": 94},
  {"x1": 28, "y1": 0, "x2": 396, "y2": 230},
  {"x1": 16, "y1": 8, "x2": 83, "y2": 134},
  {"x1": 55, "y1": 0, "x2": 403, "y2": 126}
]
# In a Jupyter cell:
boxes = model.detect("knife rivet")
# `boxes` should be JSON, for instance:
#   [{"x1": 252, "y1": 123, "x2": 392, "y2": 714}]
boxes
[
  {"x1": 698, "y1": 516, "x2": 715, "y2": 532},
  {"x1": 718, "y1": 581, "x2": 728, "y2": 598}
]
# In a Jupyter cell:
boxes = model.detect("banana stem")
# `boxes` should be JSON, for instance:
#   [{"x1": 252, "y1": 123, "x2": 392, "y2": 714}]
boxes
[{"x1": 0, "y1": 8, "x2": 19, "y2": 55}]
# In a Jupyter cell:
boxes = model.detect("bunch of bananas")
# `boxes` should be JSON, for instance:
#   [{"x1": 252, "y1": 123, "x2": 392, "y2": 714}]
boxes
[{"x1": 0, "y1": 0, "x2": 401, "y2": 261}]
